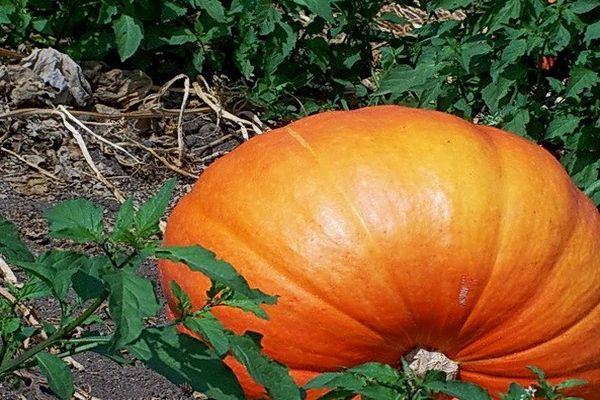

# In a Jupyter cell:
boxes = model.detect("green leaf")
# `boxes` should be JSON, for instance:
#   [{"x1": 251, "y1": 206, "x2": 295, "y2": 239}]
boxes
[
  {"x1": 221, "y1": 297, "x2": 270, "y2": 319},
  {"x1": 293, "y1": 0, "x2": 334, "y2": 22},
  {"x1": 374, "y1": 64, "x2": 436, "y2": 99},
  {"x1": 565, "y1": 68, "x2": 600, "y2": 99},
  {"x1": 459, "y1": 40, "x2": 492, "y2": 73},
  {"x1": 0, "y1": 216, "x2": 34, "y2": 263},
  {"x1": 482, "y1": 77, "x2": 513, "y2": 113},
  {"x1": 546, "y1": 115, "x2": 582, "y2": 142},
  {"x1": 155, "y1": 246, "x2": 276, "y2": 305},
  {"x1": 161, "y1": 1, "x2": 188, "y2": 20},
  {"x1": 584, "y1": 21, "x2": 600, "y2": 46},
  {"x1": 44, "y1": 199, "x2": 104, "y2": 243},
  {"x1": 503, "y1": 109, "x2": 530, "y2": 136},
  {"x1": 18, "y1": 251, "x2": 85, "y2": 300},
  {"x1": 109, "y1": 198, "x2": 135, "y2": 243},
  {"x1": 229, "y1": 333, "x2": 302, "y2": 400},
  {"x1": 348, "y1": 362, "x2": 400, "y2": 384},
  {"x1": 430, "y1": 0, "x2": 474, "y2": 11},
  {"x1": 112, "y1": 14, "x2": 144, "y2": 61},
  {"x1": 171, "y1": 280, "x2": 191, "y2": 314},
  {"x1": 71, "y1": 269, "x2": 105, "y2": 301},
  {"x1": 134, "y1": 178, "x2": 176, "y2": 238},
  {"x1": 305, "y1": 371, "x2": 366, "y2": 391},
  {"x1": 194, "y1": 0, "x2": 227, "y2": 22},
  {"x1": 570, "y1": 0, "x2": 600, "y2": 14},
  {"x1": 128, "y1": 325, "x2": 243, "y2": 400},
  {"x1": 429, "y1": 380, "x2": 491, "y2": 399},
  {"x1": 104, "y1": 271, "x2": 160, "y2": 349},
  {"x1": 36, "y1": 352, "x2": 74, "y2": 400},
  {"x1": 184, "y1": 312, "x2": 230, "y2": 356}
]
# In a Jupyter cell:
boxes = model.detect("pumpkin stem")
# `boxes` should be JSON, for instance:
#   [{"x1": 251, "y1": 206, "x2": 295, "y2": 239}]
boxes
[{"x1": 407, "y1": 348, "x2": 459, "y2": 380}]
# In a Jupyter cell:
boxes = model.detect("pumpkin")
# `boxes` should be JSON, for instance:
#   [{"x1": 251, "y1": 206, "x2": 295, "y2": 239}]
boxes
[{"x1": 159, "y1": 106, "x2": 600, "y2": 399}]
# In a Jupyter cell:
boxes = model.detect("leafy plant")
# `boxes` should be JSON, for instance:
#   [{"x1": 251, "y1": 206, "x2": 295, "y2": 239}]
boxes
[
  {"x1": 0, "y1": 180, "x2": 590, "y2": 399},
  {"x1": 305, "y1": 362, "x2": 586, "y2": 399},
  {"x1": 0, "y1": 179, "x2": 298, "y2": 400},
  {"x1": 371, "y1": 0, "x2": 600, "y2": 203}
]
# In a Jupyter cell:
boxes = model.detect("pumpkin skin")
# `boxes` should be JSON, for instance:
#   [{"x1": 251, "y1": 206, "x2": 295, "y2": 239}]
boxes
[{"x1": 159, "y1": 106, "x2": 600, "y2": 399}]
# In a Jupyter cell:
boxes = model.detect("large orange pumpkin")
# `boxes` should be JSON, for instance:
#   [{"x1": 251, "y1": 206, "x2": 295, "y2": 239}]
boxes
[{"x1": 159, "y1": 106, "x2": 600, "y2": 399}]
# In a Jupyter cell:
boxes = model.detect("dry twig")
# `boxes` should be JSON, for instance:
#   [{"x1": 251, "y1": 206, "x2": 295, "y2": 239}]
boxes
[
  {"x1": 128, "y1": 140, "x2": 197, "y2": 179},
  {"x1": 56, "y1": 107, "x2": 126, "y2": 203},
  {"x1": 0, "y1": 147, "x2": 61, "y2": 181}
]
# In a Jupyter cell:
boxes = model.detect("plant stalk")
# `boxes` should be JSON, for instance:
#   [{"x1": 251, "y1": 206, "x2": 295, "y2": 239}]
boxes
[{"x1": 0, "y1": 292, "x2": 108, "y2": 376}]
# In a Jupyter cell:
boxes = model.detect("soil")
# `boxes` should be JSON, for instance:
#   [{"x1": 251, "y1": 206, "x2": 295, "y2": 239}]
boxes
[{"x1": 0, "y1": 80, "x2": 249, "y2": 399}]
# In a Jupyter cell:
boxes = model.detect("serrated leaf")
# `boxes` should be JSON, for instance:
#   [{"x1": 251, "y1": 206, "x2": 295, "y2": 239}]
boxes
[
  {"x1": 584, "y1": 20, "x2": 600, "y2": 46},
  {"x1": 109, "y1": 198, "x2": 135, "y2": 243},
  {"x1": 171, "y1": 280, "x2": 192, "y2": 313},
  {"x1": 570, "y1": 0, "x2": 600, "y2": 14},
  {"x1": 503, "y1": 109, "x2": 530, "y2": 136},
  {"x1": 305, "y1": 371, "x2": 366, "y2": 391},
  {"x1": 128, "y1": 325, "x2": 243, "y2": 400},
  {"x1": 161, "y1": 1, "x2": 188, "y2": 20},
  {"x1": 104, "y1": 271, "x2": 160, "y2": 349},
  {"x1": 348, "y1": 362, "x2": 400, "y2": 384},
  {"x1": 0, "y1": 216, "x2": 34, "y2": 263},
  {"x1": 36, "y1": 352, "x2": 74, "y2": 400},
  {"x1": 44, "y1": 199, "x2": 104, "y2": 243},
  {"x1": 459, "y1": 40, "x2": 492, "y2": 73},
  {"x1": 374, "y1": 64, "x2": 436, "y2": 99},
  {"x1": 546, "y1": 115, "x2": 581, "y2": 141},
  {"x1": 155, "y1": 246, "x2": 276, "y2": 305},
  {"x1": 112, "y1": 14, "x2": 143, "y2": 61},
  {"x1": 18, "y1": 251, "x2": 85, "y2": 300},
  {"x1": 134, "y1": 178, "x2": 176, "y2": 238},
  {"x1": 428, "y1": 380, "x2": 491, "y2": 399},
  {"x1": 184, "y1": 312, "x2": 230, "y2": 356},
  {"x1": 221, "y1": 297, "x2": 270, "y2": 319},
  {"x1": 194, "y1": 0, "x2": 227, "y2": 22},
  {"x1": 293, "y1": 0, "x2": 334, "y2": 22},
  {"x1": 482, "y1": 77, "x2": 513, "y2": 113},
  {"x1": 565, "y1": 68, "x2": 600, "y2": 98},
  {"x1": 229, "y1": 333, "x2": 302, "y2": 400}
]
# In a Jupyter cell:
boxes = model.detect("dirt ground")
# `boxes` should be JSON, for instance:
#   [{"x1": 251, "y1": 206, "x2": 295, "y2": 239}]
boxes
[{"x1": 0, "y1": 90, "x2": 248, "y2": 399}]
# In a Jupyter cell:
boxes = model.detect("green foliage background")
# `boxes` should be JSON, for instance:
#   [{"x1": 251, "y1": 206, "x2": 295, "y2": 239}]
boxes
[{"x1": 1, "y1": 0, "x2": 599, "y2": 203}]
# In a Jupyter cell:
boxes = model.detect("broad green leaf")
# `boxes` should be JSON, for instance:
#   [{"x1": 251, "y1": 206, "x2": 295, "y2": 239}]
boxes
[
  {"x1": 348, "y1": 362, "x2": 400, "y2": 384},
  {"x1": 104, "y1": 271, "x2": 160, "y2": 349},
  {"x1": 44, "y1": 199, "x2": 104, "y2": 243},
  {"x1": 134, "y1": 178, "x2": 176, "y2": 238},
  {"x1": 584, "y1": 21, "x2": 600, "y2": 46},
  {"x1": 429, "y1": 0, "x2": 473, "y2": 11},
  {"x1": 305, "y1": 371, "x2": 365, "y2": 391},
  {"x1": 221, "y1": 297, "x2": 270, "y2": 319},
  {"x1": 128, "y1": 325, "x2": 243, "y2": 400},
  {"x1": 71, "y1": 269, "x2": 105, "y2": 301},
  {"x1": 570, "y1": 0, "x2": 600, "y2": 14},
  {"x1": 18, "y1": 251, "x2": 84, "y2": 300},
  {"x1": 460, "y1": 40, "x2": 492, "y2": 73},
  {"x1": 293, "y1": 0, "x2": 334, "y2": 22},
  {"x1": 565, "y1": 68, "x2": 600, "y2": 99},
  {"x1": 155, "y1": 246, "x2": 276, "y2": 305},
  {"x1": 194, "y1": 0, "x2": 227, "y2": 22},
  {"x1": 546, "y1": 115, "x2": 582, "y2": 142},
  {"x1": 1, "y1": 317, "x2": 20, "y2": 334},
  {"x1": 36, "y1": 352, "x2": 74, "y2": 400},
  {"x1": 0, "y1": 216, "x2": 34, "y2": 263},
  {"x1": 229, "y1": 333, "x2": 302, "y2": 400},
  {"x1": 428, "y1": 380, "x2": 491, "y2": 399},
  {"x1": 97, "y1": 3, "x2": 117, "y2": 24},
  {"x1": 161, "y1": 1, "x2": 188, "y2": 20},
  {"x1": 556, "y1": 378, "x2": 587, "y2": 390},
  {"x1": 112, "y1": 14, "x2": 144, "y2": 61},
  {"x1": 481, "y1": 77, "x2": 512, "y2": 113},
  {"x1": 503, "y1": 109, "x2": 530, "y2": 136},
  {"x1": 171, "y1": 280, "x2": 191, "y2": 313},
  {"x1": 374, "y1": 64, "x2": 436, "y2": 99},
  {"x1": 184, "y1": 312, "x2": 230, "y2": 356},
  {"x1": 109, "y1": 198, "x2": 135, "y2": 243}
]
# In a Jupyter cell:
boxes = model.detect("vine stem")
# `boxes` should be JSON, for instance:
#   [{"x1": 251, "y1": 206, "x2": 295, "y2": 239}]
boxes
[{"x1": 0, "y1": 292, "x2": 108, "y2": 376}]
